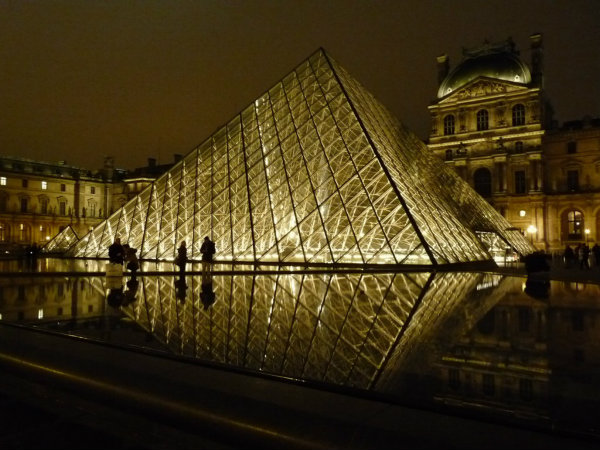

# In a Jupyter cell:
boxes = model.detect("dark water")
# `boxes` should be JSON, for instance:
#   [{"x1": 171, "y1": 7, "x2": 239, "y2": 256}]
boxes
[{"x1": 1, "y1": 262, "x2": 599, "y2": 440}]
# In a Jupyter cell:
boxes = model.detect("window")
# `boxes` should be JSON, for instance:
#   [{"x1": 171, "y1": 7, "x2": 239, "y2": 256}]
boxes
[
  {"x1": 518, "y1": 307, "x2": 531, "y2": 332},
  {"x1": 443, "y1": 115, "x2": 455, "y2": 135},
  {"x1": 0, "y1": 194, "x2": 7, "y2": 212},
  {"x1": 90, "y1": 186, "x2": 96, "y2": 194},
  {"x1": 60, "y1": 184, "x2": 66, "y2": 192},
  {"x1": 22, "y1": 179, "x2": 28, "y2": 188},
  {"x1": 473, "y1": 168, "x2": 492, "y2": 196},
  {"x1": 40, "y1": 198, "x2": 48, "y2": 214},
  {"x1": 20, "y1": 198, "x2": 28, "y2": 213},
  {"x1": 519, "y1": 379, "x2": 533, "y2": 401},
  {"x1": 512, "y1": 104, "x2": 525, "y2": 126},
  {"x1": 567, "y1": 170, "x2": 579, "y2": 191},
  {"x1": 448, "y1": 369, "x2": 461, "y2": 390},
  {"x1": 445, "y1": 149, "x2": 453, "y2": 160},
  {"x1": 0, "y1": 177, "x2": 6, "y2": 185},
  {"x1": 59, "y1": 201, "x2": 66, "y2": 216},
  {"x1": 567, "y1": 210, "x2": 583, "y2": 239},
  {"x1": 515, "y1": 170, "x2": 526, "y2": 194},
  {"x1": 567, "y1": 141, "x2": 577, "y2": 154},
  {"x1": 41, "y1": 181, "x2": 47, "y2": 190},
  {"x1": 0, "y1": 225, "x2": 5, "y2": 241},
  {"x1": 476, "y1": 110, "x2": 489, "y2": 131},
  {"x1": 482, "y1": 374, "x2": 495, "y2": 396},
  {"x1": 514, "y1": 141, "x2": 523, "y2": 153}
]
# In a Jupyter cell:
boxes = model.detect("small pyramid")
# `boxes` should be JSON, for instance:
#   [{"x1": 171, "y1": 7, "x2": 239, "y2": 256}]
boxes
[
  {"x1": 42, "y1": 225, "x2": 78, "y2": 254},
  {"x1": 69, "y1": 49, "x2": 533, "y2": 266}
]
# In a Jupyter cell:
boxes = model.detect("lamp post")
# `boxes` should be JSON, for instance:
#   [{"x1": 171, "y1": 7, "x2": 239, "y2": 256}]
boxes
[{"x1": 527, "y1": 225, "x2": 537, "y2": 246}]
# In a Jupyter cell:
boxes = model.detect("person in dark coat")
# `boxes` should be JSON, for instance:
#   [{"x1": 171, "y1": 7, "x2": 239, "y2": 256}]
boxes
[
  {"x1": 108, "y1": 237, "x2": 124, "y2": 265},
  {"x1": 200, "y1": 236, "x2": 216, "y2": 275},
  {"x1": 176, "y1": 241, "x2": 188, "y2": 273}
]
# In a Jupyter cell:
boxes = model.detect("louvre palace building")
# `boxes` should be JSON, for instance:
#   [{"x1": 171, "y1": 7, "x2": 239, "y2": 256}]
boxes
[{"x1": 428, "y1": 33, "x2": 600, "y2": 254}]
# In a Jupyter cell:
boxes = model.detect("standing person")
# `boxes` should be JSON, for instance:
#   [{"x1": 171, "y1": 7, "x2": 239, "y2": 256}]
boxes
[
  {"x1": 580, "y1": 244, "x2": 591, "y2": 270},
  {"x1": 176, "y1": 241, "x2": 188, "y2": 274},
  {"x1": 592, "y1": 243, "x2": 600, "y2": 268},
  {"x1": 563, "y1": 245, "x2": 574, "y2": 268},
  {"x1": 108, "y1": 237, "x2": 124, "y2": 265},
  {"x1": 123, "y1": 244, "x2": 139, "y2": 278},
  {"x1": 200, "y1": 236, "x2": 216, "y2": 276}
]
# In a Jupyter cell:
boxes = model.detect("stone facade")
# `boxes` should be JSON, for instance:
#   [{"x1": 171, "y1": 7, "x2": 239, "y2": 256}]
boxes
[{"x1": 428, "y1": 34, "x2": 600, "y2": 253}]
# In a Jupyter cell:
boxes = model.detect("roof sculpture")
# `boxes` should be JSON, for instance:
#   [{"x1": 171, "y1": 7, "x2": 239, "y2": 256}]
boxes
[{"x1": 66, "y1": 48, "x2": 533, "y2": 266}]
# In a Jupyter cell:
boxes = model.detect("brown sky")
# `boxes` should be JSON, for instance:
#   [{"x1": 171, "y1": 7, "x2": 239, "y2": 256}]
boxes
[{"x1": 1, "y1": 0, "x2": 599, "y2": 170}]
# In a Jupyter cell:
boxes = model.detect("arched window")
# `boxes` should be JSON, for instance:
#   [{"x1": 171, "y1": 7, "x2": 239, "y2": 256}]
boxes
[
  {"x1": 474, "y1": 168, "x2": 492, "y2": 196},
  {"x1": 477, "y1": 109, "x2": 489, "y2": 131},
  {"x1": 443, "y1": 115, "x2": 455, "y2": 135},
  {"x1": 566, "y1": 210, "x2": 584, "y2": 240},
  {"x1": 512, "y1": 104, "x2": 525, "y2": 126}
]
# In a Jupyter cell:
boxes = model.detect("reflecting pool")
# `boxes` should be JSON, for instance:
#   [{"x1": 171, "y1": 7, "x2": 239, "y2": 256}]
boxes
[{"x1": 1, "y1": 261, "x2": 599, "y2": 441}]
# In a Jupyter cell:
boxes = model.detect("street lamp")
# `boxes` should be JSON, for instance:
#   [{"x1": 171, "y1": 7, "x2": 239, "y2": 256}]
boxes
[
  {"x1": 527, "y1": 225, "x2": 537, "y2": 245},
  {"x1": 585, "y1": 228, "x2": 590, "y2": 244}
]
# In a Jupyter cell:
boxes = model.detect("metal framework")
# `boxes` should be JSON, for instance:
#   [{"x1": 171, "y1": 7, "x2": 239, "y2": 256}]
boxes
[{"x1": 67, "y1": 49, "x2": 533, "y2": 265}]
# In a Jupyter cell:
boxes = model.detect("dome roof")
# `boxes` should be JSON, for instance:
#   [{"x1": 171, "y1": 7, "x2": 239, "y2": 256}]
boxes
[{"x1": 438, "y1": 50, "x2": 531, "y2": 99}]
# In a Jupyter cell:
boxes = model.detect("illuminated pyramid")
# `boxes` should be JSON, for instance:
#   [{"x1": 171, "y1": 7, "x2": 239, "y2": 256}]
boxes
[
  {"x1": 68, "y1": 49, "x2": 533, "y2": 265},
  {"x1": 42, "y1": 225, "x2": 78, "y2": 254}
]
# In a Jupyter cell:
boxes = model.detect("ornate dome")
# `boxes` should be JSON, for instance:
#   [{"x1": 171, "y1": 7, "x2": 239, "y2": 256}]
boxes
[{"x1": 437, "y1": 44, "x2": 532, "y2": 99}]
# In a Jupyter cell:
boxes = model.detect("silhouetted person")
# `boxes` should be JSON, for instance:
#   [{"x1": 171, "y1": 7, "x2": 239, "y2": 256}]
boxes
[
  {"x1": 579, "y1": 244, "x2": 590, "y2": 270},
  {"x1": 107, "y1": 287, "x2": 125, "y2": 308},
  {"x1": 123, "y1": 278, "x2": 139, "y2": 305},
  {"x1": 592, "y1": 243, "x2": 600, "y2": 268},
  {"x1": 200, "y1": 236, "x2": 216, "y2": 275},
  {"x1": 176, "y1": 241, "x2": 188, "y2": 273},
  {"x1": 563, "y1": 245, "x2": 575, "y2": 268},
  {"x1": 201, "y1": 281, "x2": 216, "y2": 310},
  {"x1": 108, "y1": 237, "x2": 124, "y2": 265},
  {"x1": 123, "y1": 244, "x2": 139, "y2": 278}
]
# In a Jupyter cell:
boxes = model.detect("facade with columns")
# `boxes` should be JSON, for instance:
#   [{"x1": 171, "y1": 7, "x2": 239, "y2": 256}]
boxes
[{"x1": 427, "y1": 33, "x2": 600, "y2": 253}]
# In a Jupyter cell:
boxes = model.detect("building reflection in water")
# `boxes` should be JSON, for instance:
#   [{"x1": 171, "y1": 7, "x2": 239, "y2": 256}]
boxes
[{"x1": 0, "y1": 270, "x2": 598, "y2": 436}]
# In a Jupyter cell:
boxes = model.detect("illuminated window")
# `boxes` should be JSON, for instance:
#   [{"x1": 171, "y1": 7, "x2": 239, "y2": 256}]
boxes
[
  {"x1": 0, "y1": 177, "x2": 6, "y2": 185},
  {"x1": 567, "y1": 210, "x2": 583, "y2": 240},
  {"x1": 476, "y1": 109, "x2": 489, "y2": 131},
  {"x1": 38, "y1": 308, "x2": 44, "y2": 320},
  {"x1": 41, "y1": 181, "x2": 47, "y2": 190},
  {"x1": 443, "y1": 115, "x2": 455, "y2": 135},
  {"x1": 512, "y1": 104, "x2": 525, "y2": 126}
]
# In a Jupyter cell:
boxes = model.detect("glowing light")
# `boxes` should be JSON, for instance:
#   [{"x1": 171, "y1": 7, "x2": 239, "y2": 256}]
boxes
[{"x1": 519, "y1": 210, "x2": 526, "y2": 217}]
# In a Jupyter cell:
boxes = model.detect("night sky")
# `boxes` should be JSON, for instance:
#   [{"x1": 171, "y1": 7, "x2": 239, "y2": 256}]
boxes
[{"x1": 1, "y1": 0, "x2": 599, "y2": 171}]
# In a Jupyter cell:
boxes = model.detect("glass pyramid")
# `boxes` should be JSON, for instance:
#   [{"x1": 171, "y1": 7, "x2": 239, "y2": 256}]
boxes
[
  {"x1": 42, "y1": 225, "x2": 78, "y2": 254},
  {"x1": 67, "y1": 49, "x2": 533, "y2": 265}
]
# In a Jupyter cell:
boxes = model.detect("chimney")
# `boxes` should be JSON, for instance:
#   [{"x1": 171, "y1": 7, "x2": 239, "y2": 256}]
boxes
[{"x1": 530, "y1": 33, "x2": 543, "y2": 87}]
